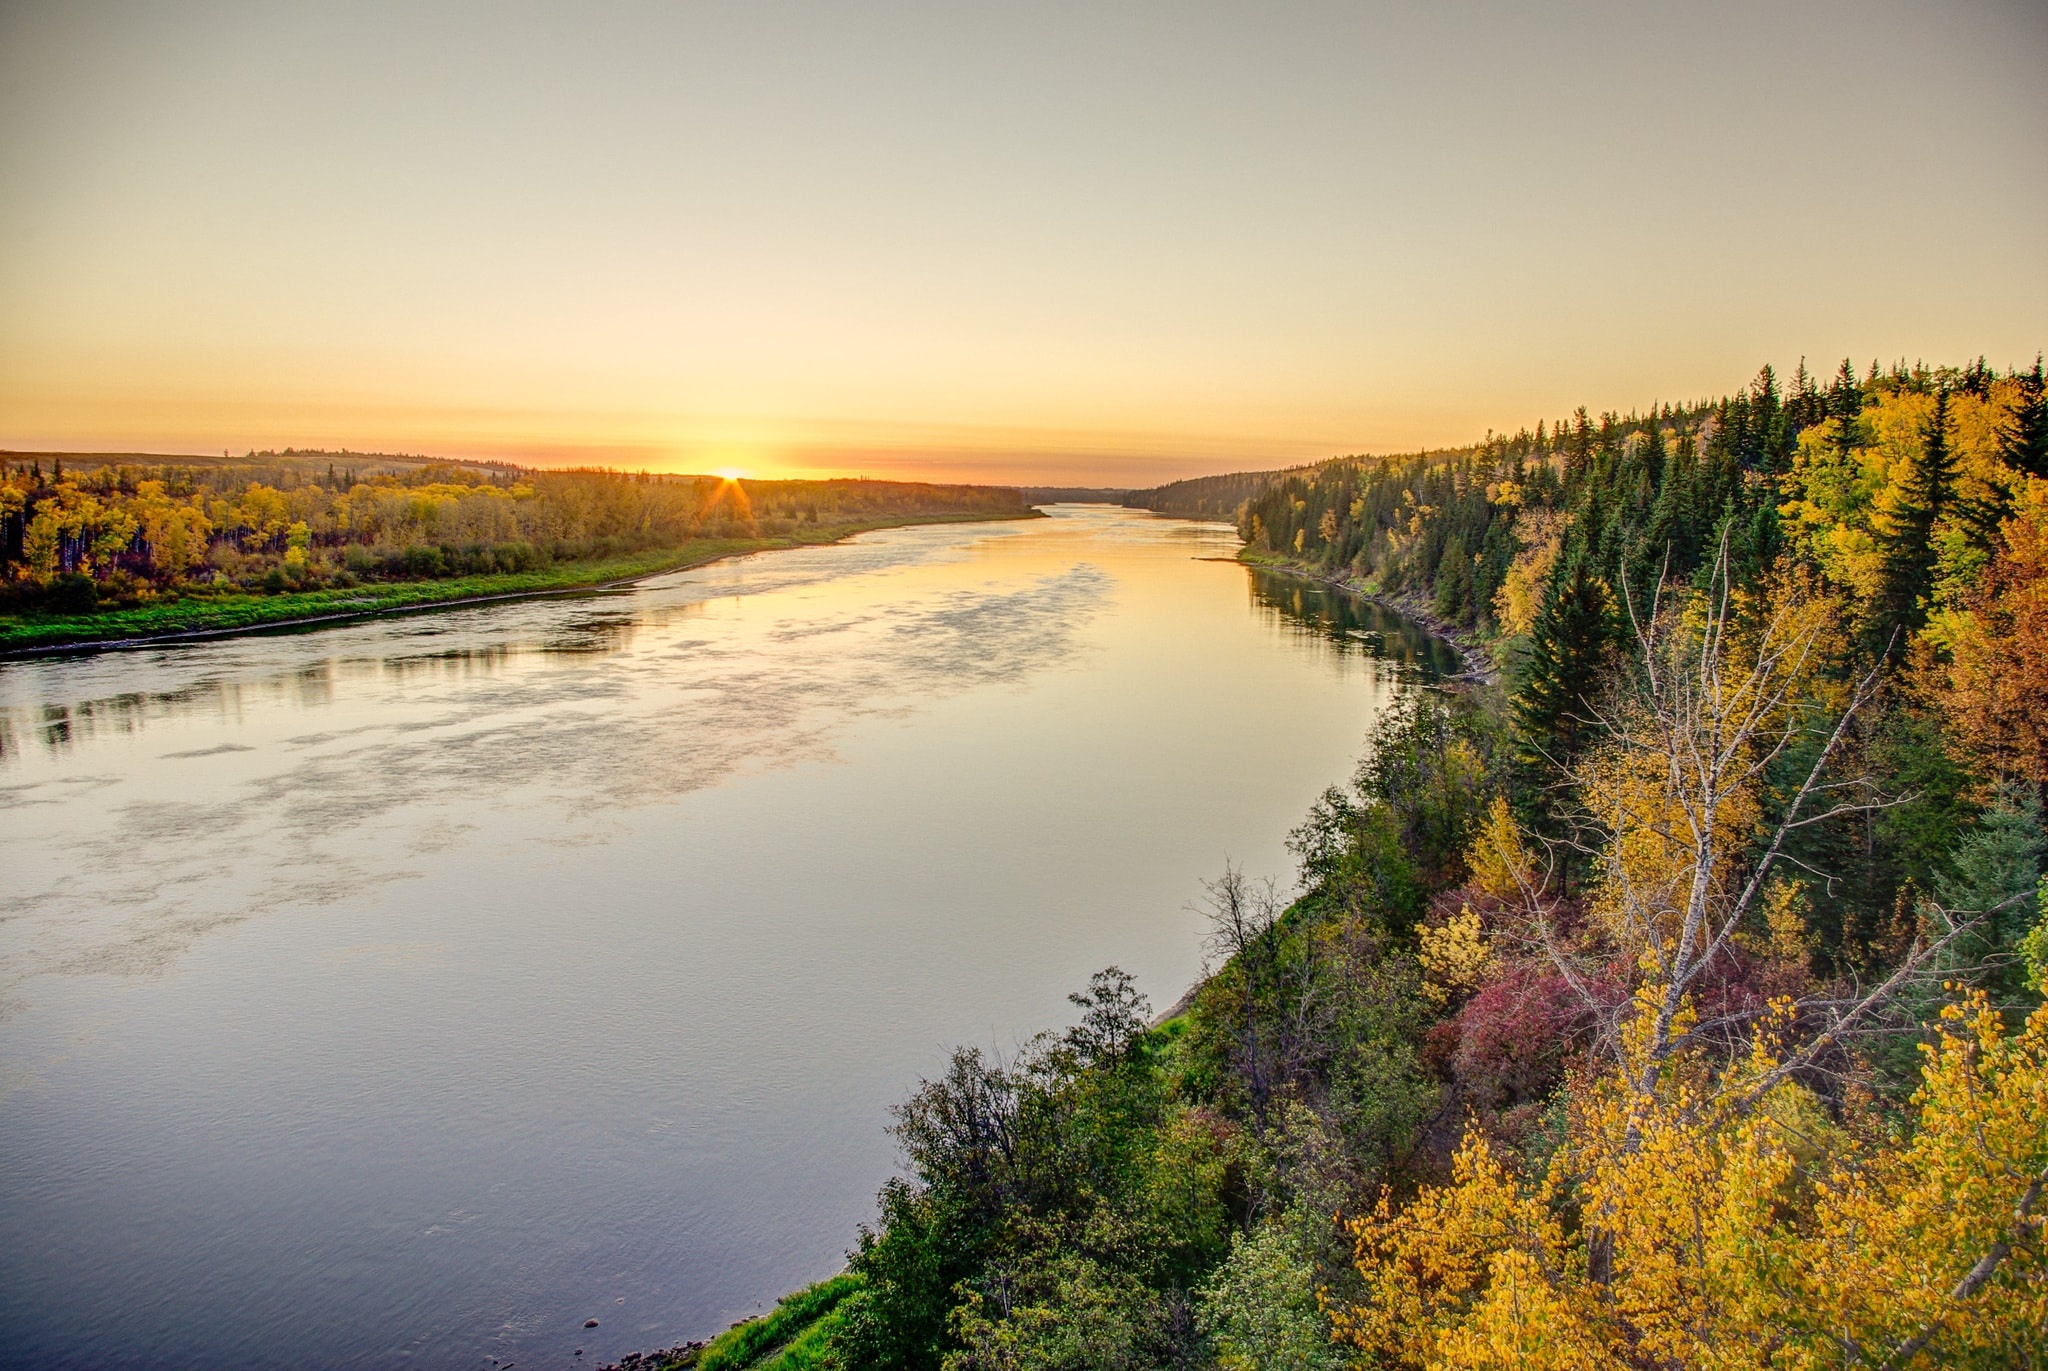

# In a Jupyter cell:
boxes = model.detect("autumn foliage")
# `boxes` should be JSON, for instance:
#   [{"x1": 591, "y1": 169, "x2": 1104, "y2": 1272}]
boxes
[
  {"x1": 1333, "y1": 991, "x2": 2048, "y2": 1369},
  {"x1": 1937, "y1": 477, "x2": 2048, "y2": 786},
  {"x1": 802, "y1": 358, "x2": 2048, "y2": 1371}
]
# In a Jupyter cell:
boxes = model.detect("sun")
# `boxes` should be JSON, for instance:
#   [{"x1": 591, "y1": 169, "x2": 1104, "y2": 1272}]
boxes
[{"x1": 711, "y1": 466, "x2": 748, "y2": 482}]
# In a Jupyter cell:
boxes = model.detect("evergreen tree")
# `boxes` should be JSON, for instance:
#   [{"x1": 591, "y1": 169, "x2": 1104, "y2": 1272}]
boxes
[
  {"x1": 1433, "y1": 533, "x2": 1472, "y2": 624},
  {"x1": 2001, "y1": 355, "x2": 2048, "y2": 479},
  {"x1": 1790, "y1": 357, "x2": 1823, "y2": 430},
  {"x1": 1828, "y1": 358, "x2": 1863, "y2": 457},
  {"x1": 1959, "y1": 355, "x2": 1995, "y2": 397},
  {"x1": 1512, "y1": 549, "x2": 1614, "y2": 779},
  {"x1": 1725, "y1": 496, "x2": 1781, "y2": 588},
  {"x1": 1866, "y1": 387, "x2": 1956, "y2": 655},
  {"x1": 1566, "y1": 408, "x2": 1594, "y2": 482}
]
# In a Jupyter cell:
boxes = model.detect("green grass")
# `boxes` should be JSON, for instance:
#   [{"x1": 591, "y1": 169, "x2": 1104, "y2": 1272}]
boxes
[
  {"x1": 746, "y1": 1304, "x2": 850, "y2": 1371},
  {"x1": 1148, "y1": 1013, "x2": 1190, "y2": 1043},
  {"x1": 0, "y1": 510, "x2": 1034, "y2": 653},
  {"x1": 697, "y1": 1274, "x2": 862, "y2": 1371}
]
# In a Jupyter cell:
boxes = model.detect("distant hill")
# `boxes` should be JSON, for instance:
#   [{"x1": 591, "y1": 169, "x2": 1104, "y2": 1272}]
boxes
[{"x1": 1122, "y1": 466, "x2": 1301, "y2": 521}]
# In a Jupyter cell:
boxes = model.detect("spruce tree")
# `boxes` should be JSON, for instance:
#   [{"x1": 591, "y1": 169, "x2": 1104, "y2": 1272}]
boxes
[
  {"x1": 1749, "y1": 365, "x2": 1781, "y2": 468},
  {"x1": 1829, "y1": 358, "x2": 1862, "y2": 457},
  {"x1": 2000, "y1": 356, "x2": 2048, "y2": 479},
  {"x1": 1432, "y1": 533, "x2": 1472, "y2": 624},
  {"x1": 1566, "y1": 408, "x2": 1594, "y2": 482},
  {"x1": 1791, "y1": 357, "x2": 1823, "y2": 430},
  {"x1": 1960, "y1": 356, "x2": 1995, "y2": 397},
  {"x1": 1513, "y1": 548, "x2": 1614, "y2": 777},
  {"x1": 1866, "y1": 387, "x2": 1956, "y2": 655}
]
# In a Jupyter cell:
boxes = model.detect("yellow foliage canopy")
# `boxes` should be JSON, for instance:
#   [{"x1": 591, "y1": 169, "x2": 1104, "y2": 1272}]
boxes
[
  {"x1": 1331, "y1": 992, "x2": 2048, "y2": 1370},
  {"x1": 1465, "y1": 796, "x2": 1537, "y2": 904},
  {"x1": 1494, "y1": 507, "x2": 1569, "y2": 639},
  {"x1": 1419, "y1": 906, "x2": 1491, "y2": 1004}
]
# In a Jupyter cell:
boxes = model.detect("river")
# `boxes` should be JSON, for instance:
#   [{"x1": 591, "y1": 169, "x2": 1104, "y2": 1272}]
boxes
[{"x1": 0, "y1": 505, "x2": 1457, "y2": 1369}]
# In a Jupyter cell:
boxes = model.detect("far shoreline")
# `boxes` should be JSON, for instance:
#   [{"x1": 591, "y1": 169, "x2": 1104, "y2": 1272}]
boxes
[{"x1": 0, "y1": 508, "x2": 1043, "y2": 659}]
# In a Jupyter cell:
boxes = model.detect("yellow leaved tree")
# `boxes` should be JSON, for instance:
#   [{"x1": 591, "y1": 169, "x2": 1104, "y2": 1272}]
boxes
[{"x1": 1330, "y1": 990, "x2": 2048, "y2": 1369}]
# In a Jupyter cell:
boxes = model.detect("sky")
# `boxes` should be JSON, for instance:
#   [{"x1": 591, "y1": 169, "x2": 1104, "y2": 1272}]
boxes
[{"x1": 1, "y1": 1, "x2": 2043, "y2": 486}]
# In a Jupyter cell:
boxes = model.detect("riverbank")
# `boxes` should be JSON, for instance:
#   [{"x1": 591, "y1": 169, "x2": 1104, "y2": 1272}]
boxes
[
  {"x1": 597, "y1": 1275, "x2": 861, "y2": 1371},
  {"x1": 1237, "y1": 548, "x2": 1500, "y2": 683},
  {"x1": 0, "y1": 510, "x2": 1038, "y2": 656}
]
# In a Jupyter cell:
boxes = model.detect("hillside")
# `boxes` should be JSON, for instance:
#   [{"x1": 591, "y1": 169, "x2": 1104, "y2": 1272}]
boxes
[{"x1": 754, "y1": 355, "x2": 2048, "y2": 1370}]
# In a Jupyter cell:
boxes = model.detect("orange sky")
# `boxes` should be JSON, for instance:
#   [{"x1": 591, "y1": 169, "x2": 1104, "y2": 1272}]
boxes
[{"x1": 2, "y1": 2, "x2": 2044, "y2": 486}]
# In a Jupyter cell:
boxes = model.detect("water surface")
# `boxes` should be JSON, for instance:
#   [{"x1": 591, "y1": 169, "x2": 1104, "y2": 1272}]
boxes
[{"x1": 0, "y1": 506, "x2": 1442, "y2": 1369}]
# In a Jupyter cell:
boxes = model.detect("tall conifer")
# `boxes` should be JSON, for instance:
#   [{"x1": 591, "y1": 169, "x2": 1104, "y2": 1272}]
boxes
[
  {"x1": 1829, "y1": 358, "x2": 1863, "y2": 457},
  {"x1": 1513, "y1": 549, "x2": 1615, "y2": 777},
  {"x1": 1866, "y1": 387, "x2": 1956, "y2": 654},
  {"x1": 2001, "y1": 356, "x2": 2048, "y2": 479},
  {"x1": 1567, "y1": 408, "x2": 1594, "y2": 482}
]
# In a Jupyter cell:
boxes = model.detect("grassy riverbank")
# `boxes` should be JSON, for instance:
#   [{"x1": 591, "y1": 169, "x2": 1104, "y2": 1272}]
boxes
[
  {"x1": 0, "y1": 510, "x2": 1033, "y2": 654},
  {"x1": 601, "y1": 1276, "x2": 863, "y2": 1371}
]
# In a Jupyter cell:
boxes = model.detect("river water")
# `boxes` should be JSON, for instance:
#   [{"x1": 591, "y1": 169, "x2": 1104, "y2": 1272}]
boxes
[{"x1": 0, "y1": 506, "x2": 1455, "y2": 1369}]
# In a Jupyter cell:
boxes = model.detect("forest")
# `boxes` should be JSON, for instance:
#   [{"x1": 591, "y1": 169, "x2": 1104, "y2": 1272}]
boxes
[
  {"x1": 639, "y1": 357, "x2": 2048, "y2": 1371},
  {"x1": 0, "y1": 451, "x2": 1030, "y2": 647}
]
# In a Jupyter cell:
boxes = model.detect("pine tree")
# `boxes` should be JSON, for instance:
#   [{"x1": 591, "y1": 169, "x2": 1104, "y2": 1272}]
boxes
[
  {"x1": 1828, "y1": 358, "x2": 1862, "y2": 457},
  {"x1": 1791, "y1": 356, "x2": 1822, "y2": 430},
  {"x1": 1866, "y1": 387, "x2": 1956, "y2": 655},
  {"x1": 1960, "y1": 355, "x2": 1995, "y2": 397},
  {"x1": 2000, "y1": 355, "x2": 2048, "y2": 479},
  {"x1": 1566, "y1": 408, "x2": 1594, "y2": 482},
  {"x1": 1433, "y1": 533, "x2": 1472, "y2": 624},
  {"x1": 1513, "y1": 549, "x2": 1614, "y2": 775}
]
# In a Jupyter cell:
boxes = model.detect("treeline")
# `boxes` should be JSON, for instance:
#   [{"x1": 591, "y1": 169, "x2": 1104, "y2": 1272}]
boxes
[
  {"x1": 0, "y1": 451, "x2": 1028, "y2": 612},
  {"x1": 1017, "y1": 487, "x2": 1131, "y2": 505},
  {"x1": 1240, "y1": 358, "x2": 2044, "y2": 641},
  {"x1": 804, "y1": 357, "x2": 2048, "y2": 1370}
]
